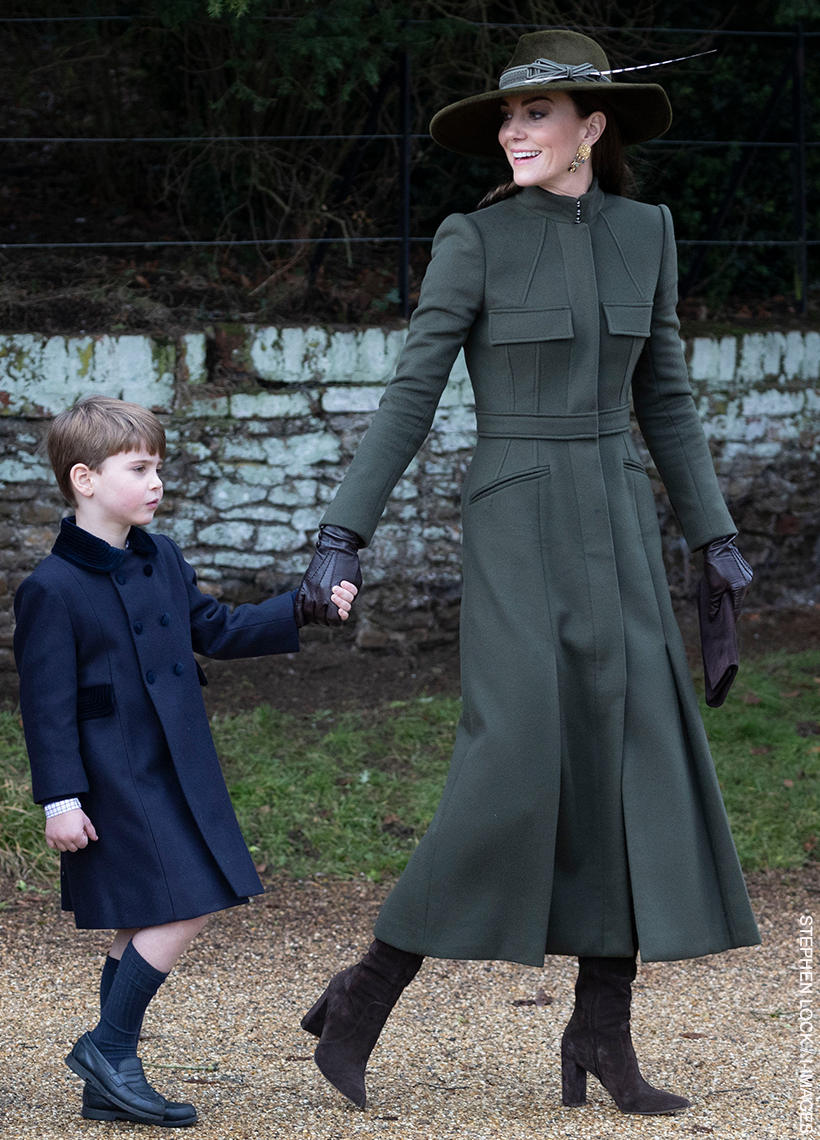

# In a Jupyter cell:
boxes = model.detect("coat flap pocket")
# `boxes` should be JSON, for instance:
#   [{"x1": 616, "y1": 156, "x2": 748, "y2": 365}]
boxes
[
  {"x1": 77, "y1": 684, "x2": 115, "y2": 721},
  {"x1": 489, "y1": 307, "x2": 573, "y2": 345},
  {"x1": 603, "y1": 302, "x2": 653, "y2": 337}
]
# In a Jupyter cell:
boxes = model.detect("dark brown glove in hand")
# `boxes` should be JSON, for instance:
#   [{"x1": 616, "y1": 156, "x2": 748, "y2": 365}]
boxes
[
  {"x1": 702, "y1": 535, "x2": 753, "y2": 620},
  {"x1": 697, "y1": 535, "x2": 753, "y2": 708},
  {"x1": 294, "y1": 524, "x2": 364, "y2": 628}
]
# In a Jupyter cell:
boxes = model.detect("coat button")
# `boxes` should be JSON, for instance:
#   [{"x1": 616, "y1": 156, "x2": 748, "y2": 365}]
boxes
[
  {"x1": 143, "y1": 564, "x2": 153, "y2": 577},
  {"x1": 173, "y1": 662, "x2": 184, "y2": 676},
  {"x1": 115, "y1": 572, "x2": 126, "y2": 585},
  {"x1": 160, "y1": 613, "x2": 171, "y2": 627},
  {"x1": 133, "y1": 621, "x2": 143, "y2": 635},
  {"x1": 146, "y1": 670, "x2": 156, "y2": 684}
]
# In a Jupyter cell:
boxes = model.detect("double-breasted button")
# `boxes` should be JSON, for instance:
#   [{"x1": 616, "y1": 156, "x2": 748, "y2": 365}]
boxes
[
  {"x1": 143, "y1": 564, "x2": 153, "y2": 577},
  {"x1": 133, "y1": 621, "x2": 144, "y2": 635},
  {"x1": 160, "y1": 613, "x2": 171, "y2": 627},
  {"x1": 173, "y1": 662, "x2": 184, "y2": 676},
  {"x1": 115, "y1": 572, "x2": 126, "y2": 585},
  {"x1": 146, "y1": 670, "x2": 156, "y2": 684}
]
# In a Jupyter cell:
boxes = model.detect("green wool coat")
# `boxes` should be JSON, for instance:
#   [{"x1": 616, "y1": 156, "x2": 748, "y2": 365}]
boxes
[{"x1": 322, "y1": 181, "x2": 761, "y2": 966}]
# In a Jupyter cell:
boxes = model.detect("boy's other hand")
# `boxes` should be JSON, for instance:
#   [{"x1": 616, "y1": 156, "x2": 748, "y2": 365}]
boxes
[
  {"x1": 45, "y1": 809, "x2": 98, "y2": 853},
  {"x1": 330, "y1": 580, "x2": 358, "y2": 621}
]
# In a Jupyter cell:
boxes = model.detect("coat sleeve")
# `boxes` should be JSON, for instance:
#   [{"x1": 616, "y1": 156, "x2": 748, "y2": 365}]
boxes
[
  {"x1": 631, "y1": 204, "x2": 736, "y2": 552},
  {"x1": 166, "y1": 540, "x2": 301, "y2": 659},
  {"x1": 13, "y1": 576, "x2": 89, "y2": 804},
  {"x1": 321, "y1": 212, "x2": 486, "y2": 544}
]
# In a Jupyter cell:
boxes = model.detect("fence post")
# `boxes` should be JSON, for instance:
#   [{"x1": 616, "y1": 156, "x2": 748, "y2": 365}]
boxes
[
  {"x1": 793, "y1": 22, "x2": 808, "y2": 316},
  {"x1": 398, "y1": 30, "x2": 411, "y2": 320}
]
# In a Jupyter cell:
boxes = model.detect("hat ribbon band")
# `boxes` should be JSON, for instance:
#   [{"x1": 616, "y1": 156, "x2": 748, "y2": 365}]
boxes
[
  {"x1": 498, "y1": 48, "x2": 717, "y2": 91},
  {"x1": 499, "y1": 58, "x2": 612, "y2": 89}
]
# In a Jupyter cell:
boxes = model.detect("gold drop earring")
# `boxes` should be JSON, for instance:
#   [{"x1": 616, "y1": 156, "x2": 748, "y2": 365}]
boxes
[{"x1": 568, "y1": 142, "x2": 592, "y2": 173}]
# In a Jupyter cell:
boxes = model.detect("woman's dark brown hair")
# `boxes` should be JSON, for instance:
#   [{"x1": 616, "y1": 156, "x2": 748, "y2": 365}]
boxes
[{"x1": 476, "y1": 92, "x2": 635, "y2": 209}]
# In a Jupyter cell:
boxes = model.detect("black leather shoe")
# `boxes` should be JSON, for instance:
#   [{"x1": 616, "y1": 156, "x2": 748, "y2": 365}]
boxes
[
  {"x1": 65, "y1": 1033, "x2": 164, "y2": 1123},
  {"x1": 82, "y1": 1082, "x2": 198, "y2": 1127}
]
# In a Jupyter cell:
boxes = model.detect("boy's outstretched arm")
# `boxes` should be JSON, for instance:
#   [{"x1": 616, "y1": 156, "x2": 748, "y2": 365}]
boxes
[{"x1": 168, "y1": 537, "x2": 360, "y2": 659}]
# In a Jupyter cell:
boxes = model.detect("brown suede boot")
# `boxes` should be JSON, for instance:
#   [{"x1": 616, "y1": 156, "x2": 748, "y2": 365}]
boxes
[
  {"x1": 561, "y1": 956, "x2": 690, "y2": 1115},
  {"x1": 301, "y1": 938, "x2": 424, "y2": 1108}
]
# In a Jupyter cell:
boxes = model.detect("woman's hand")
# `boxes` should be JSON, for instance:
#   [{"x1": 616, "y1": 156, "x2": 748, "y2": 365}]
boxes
[
  {"x1": 294, "y1": 525, "x2": 364, "y2": 627},
  {"x1": 45, "y1": 808, "x2": 98, "y2": 853},
  {"x1": 702, "y1": 535, "x2": 753, "y2": 620}
]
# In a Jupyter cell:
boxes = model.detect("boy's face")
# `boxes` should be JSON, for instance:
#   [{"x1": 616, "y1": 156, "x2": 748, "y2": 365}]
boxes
[{"x1": 83, "y1": 449, "x2": 163, "y2": 529}]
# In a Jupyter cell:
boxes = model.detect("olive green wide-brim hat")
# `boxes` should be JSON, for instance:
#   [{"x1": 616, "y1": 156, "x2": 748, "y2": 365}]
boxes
[{"x1": 430, "y1": 29, "x2": 672, "y2": 157}]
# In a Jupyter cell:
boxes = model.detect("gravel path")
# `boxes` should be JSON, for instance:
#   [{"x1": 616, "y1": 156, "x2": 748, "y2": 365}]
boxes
[{"x1": 0, "y1": 868, "x2": 804, "y2": 1139}]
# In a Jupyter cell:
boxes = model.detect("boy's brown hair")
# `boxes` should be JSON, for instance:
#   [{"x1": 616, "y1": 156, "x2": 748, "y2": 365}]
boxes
[{"x1": 47, "y1": 395, "x2": 166, "y2": 506}]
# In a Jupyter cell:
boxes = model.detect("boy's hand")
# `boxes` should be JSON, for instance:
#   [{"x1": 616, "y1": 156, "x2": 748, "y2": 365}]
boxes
[
  {"x1": 330, "y1": 580, "x2": 358, "y2": 621},
  {"x1": 45, "y1": 809, "x2": 98, "y2": 853}
]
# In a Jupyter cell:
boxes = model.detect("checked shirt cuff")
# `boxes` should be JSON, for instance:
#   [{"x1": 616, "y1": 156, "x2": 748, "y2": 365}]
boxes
[{"x1": 44, "y1": 797, "x2": 82, "y2": 818}]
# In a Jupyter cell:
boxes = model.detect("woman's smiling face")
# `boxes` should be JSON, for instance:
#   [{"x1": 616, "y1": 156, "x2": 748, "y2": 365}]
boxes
[{"x1": 498, "y1": 90, "x2": 605, "y2": 196}]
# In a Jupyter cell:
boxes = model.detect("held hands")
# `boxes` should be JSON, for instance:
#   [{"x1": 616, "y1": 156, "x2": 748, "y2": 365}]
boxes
[
  {"x1": 45, "y1": 808, "x2": 98, "y2": 853},
  {"x1": 330, "y1": 581, "x2": 358, "y2": 621},
  {"x1": 702, "y1": 535, "x2": 753, "y2": 620},
  {"x1": 294, "y1": 525, "x2": 364, "y2": 628}
]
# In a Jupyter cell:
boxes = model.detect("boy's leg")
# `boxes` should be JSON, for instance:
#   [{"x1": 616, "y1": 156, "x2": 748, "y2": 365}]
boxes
[
  {"x1": 109, "y1": 928, "x2": 140, "y2": 960},
  {"x1": 100, "y1": 928, "x2": 139, "y2": 1011},
  {"x1": 91, "y1": 915, "x2": 210, "y2": 1064},
  {"x1": 132, "y1": 913, "x2": 210, "y2": 973},
  {"x1": 67, "y1": 915, "x2": 211, "y2": 1123}
]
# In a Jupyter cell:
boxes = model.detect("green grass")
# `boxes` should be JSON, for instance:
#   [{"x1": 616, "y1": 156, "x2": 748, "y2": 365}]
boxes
[
  {"x1": 0, "y1": 710, "x2": 58, "y2": 885},
  {"x1": 218, "y1": 697, "x2": 457, "y2": 881},
  {"x1": 701, "y1": 649, "x2": 820, "y2": 870},
  {"x1": 2, "y1": 651, "x2": 820, "y2": 886}
]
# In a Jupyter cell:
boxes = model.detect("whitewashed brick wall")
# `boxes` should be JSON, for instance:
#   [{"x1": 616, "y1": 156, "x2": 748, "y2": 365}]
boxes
[{"x1": 0, "y1": 324, "x2": 817, "y2": 662}]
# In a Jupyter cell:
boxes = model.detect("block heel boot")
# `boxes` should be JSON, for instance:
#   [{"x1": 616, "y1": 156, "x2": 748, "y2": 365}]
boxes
[
  {"x1": 301, "y1": 939, "x2": 423, "y2": 1108},
  {"x1": 560, "y1": 955, "x2": 690, "y2": 1115}
]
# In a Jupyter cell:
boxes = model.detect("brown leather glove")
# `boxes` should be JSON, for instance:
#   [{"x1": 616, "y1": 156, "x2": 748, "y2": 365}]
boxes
[
  {"x1": 294, "y1": 525, "x2": 364, "y2": 628},
  {"x1": 701, "y1": 535, "x2": 753, "y2": 621}
]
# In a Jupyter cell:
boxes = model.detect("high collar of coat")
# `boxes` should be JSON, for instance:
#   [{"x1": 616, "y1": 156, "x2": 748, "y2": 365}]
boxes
[
  {"x1": 52, "y1": 516, "x2": 157, "y2": 573},
  {"x1": 514, "y1": 178, "x2": 605, "y2": 224}
]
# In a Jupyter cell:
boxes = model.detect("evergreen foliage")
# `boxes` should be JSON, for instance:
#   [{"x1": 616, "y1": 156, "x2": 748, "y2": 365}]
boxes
[{"x1": 0, "y1": 1, "x2": 816, "y2": 307}]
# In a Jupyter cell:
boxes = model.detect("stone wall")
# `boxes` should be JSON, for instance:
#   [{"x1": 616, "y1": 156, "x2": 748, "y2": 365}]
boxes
[{"x1": 0, "y1": 324, "x2": 817, "y2": 666}]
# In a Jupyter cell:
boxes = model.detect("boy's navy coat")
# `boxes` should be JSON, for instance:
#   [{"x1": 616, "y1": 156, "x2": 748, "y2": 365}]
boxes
[{"x1": 14, "y1": 518, "x2": 300, "y2": 929}]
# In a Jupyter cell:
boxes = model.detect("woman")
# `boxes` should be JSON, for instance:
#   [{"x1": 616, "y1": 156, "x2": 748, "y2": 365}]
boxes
[{"x1": 295, "y1": 29, "x2": 760, "y2": 1116}]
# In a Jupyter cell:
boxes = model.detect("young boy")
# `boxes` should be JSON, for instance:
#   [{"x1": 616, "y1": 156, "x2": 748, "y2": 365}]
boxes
[{"x1": 14, "y1": 395, "x2": 357, "y2": 1127}]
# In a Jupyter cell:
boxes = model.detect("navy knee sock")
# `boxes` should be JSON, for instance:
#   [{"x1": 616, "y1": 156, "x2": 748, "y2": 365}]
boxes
[
  {"x1": 99, "y1": 954, "x2": 119, "y2": 1013},
  {"x1": 90, "y1": 942, "x2": 167, "y2": 1067},
  {"x1": 99, "y1": 952, "x2": 149, "y2": 1042}
]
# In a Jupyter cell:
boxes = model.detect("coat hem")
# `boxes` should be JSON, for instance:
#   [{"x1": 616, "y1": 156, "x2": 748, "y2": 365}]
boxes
[
  {"x1": 63, "y1": 891, "x2": 257, "y2": 930},
  {"x1": 374, "y1": 920, "x2": 762, "y2": 967},
  {"x1": 637, "y1": 929, "x2": 762, "y2": 963}
]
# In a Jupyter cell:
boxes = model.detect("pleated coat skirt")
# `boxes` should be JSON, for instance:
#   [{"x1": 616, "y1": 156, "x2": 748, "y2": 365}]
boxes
[{"x1": 322, "y1": 181, "x2": 761, "y2": 965}]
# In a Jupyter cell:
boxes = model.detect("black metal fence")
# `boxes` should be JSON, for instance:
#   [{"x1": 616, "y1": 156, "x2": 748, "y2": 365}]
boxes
[{"x1": 1, "y1": 16, "x2": 817, "y2": 318}]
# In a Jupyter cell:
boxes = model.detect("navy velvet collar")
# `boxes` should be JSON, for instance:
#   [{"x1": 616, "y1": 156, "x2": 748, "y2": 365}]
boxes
[{"x1": 52, "y1": 516, "x2": 157, "y2": 573}]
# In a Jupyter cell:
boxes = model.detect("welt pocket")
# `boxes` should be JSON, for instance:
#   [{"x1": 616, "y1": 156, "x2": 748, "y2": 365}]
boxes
[
  {"x1": 603, "y1": 302, "x2": 653, "y2": 337},
  {"x1": 623, "y1": 458, "x2": 649, "y2": 476},
  {"x1": 488, "y1": 307, "x2": 573, "y2": 345},
  {"x1": 469, "y1": 464, "x2": 551, "y2": 504},
  {"x1": 77, "y1": 684, "x2": 115, "y2": 721}
]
